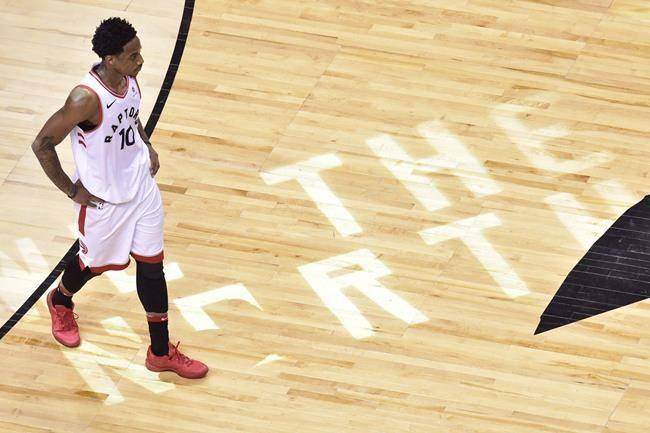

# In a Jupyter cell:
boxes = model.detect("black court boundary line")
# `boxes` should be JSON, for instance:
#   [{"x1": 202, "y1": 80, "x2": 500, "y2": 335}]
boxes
[{"x1": 0, "y1": 0, "x2": 195, "y2": 340}]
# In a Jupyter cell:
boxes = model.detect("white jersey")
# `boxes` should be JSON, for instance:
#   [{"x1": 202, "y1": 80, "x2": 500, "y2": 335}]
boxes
[{"x1": 69, "y1": 63, "x2": 150, "y2": 204}]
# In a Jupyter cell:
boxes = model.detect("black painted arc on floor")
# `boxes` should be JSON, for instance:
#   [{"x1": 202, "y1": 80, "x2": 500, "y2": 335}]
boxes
[
  {"x1": 536, "y1": 194, "x2": 650, "y2": 334},
  {"x1": 0, "y1": 0, "x2": 195, "y2": 340}
]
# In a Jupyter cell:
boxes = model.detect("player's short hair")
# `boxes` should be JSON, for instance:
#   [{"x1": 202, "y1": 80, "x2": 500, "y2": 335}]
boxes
[{"x1": 91, "y1": 17, "x2": 137, "y2": 58}]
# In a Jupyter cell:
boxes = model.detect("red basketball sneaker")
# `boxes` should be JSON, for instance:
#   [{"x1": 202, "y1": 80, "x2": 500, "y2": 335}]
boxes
[
  {"x1": 145, "y1": 341, "x2": 209, "y2": 379},
  {"x1": 46, "y1": 289, "x2": 81, "y2": 347}
]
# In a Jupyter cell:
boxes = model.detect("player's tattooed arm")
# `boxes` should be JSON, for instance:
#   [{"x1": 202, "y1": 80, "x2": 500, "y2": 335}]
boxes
[
  {"x1": 32, "y1": 134, "x2": 73, "y2": 194},
  {"x1": 32, "y1": 86, "x2": 104, "y2": 207},
  {"x1": 137, "y1": 118, "x2": 159, "y2": 177}
]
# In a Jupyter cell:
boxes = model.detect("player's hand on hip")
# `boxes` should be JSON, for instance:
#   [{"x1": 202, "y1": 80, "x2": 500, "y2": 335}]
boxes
[
  {"x1": 148, "y1": 145, "x2": 160, "y2": 177},
  {"x1": 71, "y1": 180, "x2": 104, "y2": 208}
]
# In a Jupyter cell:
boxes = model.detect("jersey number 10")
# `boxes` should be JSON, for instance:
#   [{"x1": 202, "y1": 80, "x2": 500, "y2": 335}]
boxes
[{"x1": 119, "y1": 126, "x2": 136, "y2": 150}]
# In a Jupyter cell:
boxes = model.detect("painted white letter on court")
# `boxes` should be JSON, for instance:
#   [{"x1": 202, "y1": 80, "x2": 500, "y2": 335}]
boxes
[
  {"x1": 299, "y1": 249, "x2": 428, "y2": 339},
  {"x1": 419, "y1": 214, "x2": 529, "y2": 298},
  {"x1": 62, "y1": 340, "x2": 175, "y2": 405},
  {"x1": 0, "y1": 238, "x2": 49, "y2": 321},
  {"x1": 367, "y1": 122, "x2": 500, "y2": 212},
  {"x1": 260, "y1": 154, "x2": 362, "y2": 236},
  {"x1": 544, "y1": 193, "x2": 613, "y2": 251},
  {"x1": 174, "y1": 283, "x2": 262, "y2": 331},
  {"x1": 491, "y1": 95, "x2": 609, "y2": 173}
]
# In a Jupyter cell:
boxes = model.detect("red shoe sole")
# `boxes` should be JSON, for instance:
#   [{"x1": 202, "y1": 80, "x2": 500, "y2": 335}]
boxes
[
  {"x1": 53, "y1": 334, "x2": 81, "y2": 348},
  {"x1": 145, "y1": 360, "x2": 208, "y2": 379}
]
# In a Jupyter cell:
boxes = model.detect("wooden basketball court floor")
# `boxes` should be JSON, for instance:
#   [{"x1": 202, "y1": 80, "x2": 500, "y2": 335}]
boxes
[{"x1": 3, "y1": 0, "x2": 650, "y2": 431}]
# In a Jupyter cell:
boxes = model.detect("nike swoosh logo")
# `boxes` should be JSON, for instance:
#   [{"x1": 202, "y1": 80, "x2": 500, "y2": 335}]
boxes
[{"x1": 106, "y1": 100, "x2": 116, "y2": 109}]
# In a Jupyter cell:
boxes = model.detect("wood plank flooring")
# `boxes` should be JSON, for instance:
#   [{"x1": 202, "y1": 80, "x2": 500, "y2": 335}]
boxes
[{"x1": 3, "y1": 1, "x2": 650, "y2": 432}]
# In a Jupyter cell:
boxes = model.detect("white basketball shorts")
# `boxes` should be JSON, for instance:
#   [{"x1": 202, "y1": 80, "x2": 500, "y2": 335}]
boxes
[{"x1": 74, "y1": 175, "x2": 164, "y2": 273}]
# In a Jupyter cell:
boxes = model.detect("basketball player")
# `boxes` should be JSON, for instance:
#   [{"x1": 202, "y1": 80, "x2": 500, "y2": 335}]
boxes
[{"x1": 31, "y1": 18, "x2": 208, "y2": 379}]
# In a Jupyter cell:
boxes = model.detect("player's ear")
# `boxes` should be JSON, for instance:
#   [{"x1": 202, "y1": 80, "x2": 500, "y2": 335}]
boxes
[{"x1": 105, "y1": 54, "x2": 115, "y2": 67}]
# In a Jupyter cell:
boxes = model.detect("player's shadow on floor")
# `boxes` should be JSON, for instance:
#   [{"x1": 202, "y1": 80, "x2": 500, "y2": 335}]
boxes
[{"x1": 536, "y1": 195, "x2": 650, "y2": 334}]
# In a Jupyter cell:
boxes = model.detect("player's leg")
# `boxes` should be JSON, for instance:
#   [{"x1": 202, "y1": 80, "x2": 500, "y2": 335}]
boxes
[
  {"x1": 135, "y1": 256, "x2": 206, "y2": 379},
  {"x1": 134, "y1": 258, "x2": 169, "y2": 356},
  {"x1": 51, "y1": 254, "x2": 99, "y2": 308},
  {"x1": 48, "y1": 201, "x2": 131, "y2": 347},
  {"x1": 46, "y1": 255, "x2": 99, "y2": 347},
  {"x1": 129, "y1": 184, "x2": 169, "y2": 355},
  {"x1": 132, "y1": 184, "x2": 208, "y2": 378}
]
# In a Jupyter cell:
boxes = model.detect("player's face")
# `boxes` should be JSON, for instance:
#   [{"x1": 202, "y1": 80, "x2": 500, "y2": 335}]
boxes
[{"x1": 115, "y1": 36, "x2": 144, "y2": 77}]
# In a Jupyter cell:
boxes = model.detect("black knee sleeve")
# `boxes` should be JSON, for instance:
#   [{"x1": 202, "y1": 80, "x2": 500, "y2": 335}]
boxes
[
  {"x1": 61, "y1": 255, "x2": 98, "y2": 294},
  {"x1": 136, "y1": 261, "x2": 168, "y2": 313}
]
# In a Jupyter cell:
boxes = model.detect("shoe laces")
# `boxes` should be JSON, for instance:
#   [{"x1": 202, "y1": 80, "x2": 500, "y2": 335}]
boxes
[
  {"x1": 55, "y1": 308, "x2": 79, "y2": 332},
  {"x1": 169, "y1": 341, "x2": 193, "y2": 366}
]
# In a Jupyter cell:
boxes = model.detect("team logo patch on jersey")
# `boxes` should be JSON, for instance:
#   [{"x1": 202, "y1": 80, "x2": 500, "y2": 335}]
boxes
[{"x1": 79, "y1": 239, "x2": 89, "y2": 255}]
